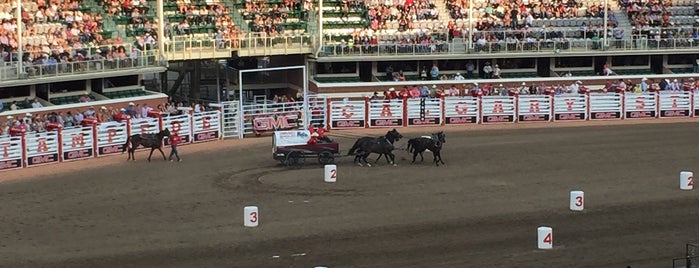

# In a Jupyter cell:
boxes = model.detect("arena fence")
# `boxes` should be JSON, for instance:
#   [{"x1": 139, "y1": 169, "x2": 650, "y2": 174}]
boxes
[
  {"x1": 326, "y1": 91, "x2": 696, "y2": 128},
  {"x1": 4, "y1": 91, "x2": 699, "y2": 172},
  {"x1": 0, "y1": 110, "x2": 222, "y2": 172}
]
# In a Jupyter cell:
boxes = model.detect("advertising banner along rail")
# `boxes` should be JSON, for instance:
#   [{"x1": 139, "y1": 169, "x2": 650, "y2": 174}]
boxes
[
  {"x1": 0, "y1": 135, "x2": 23, "y2": 171},
  {"x1": 589, "y1": 93, "x2": 623, "y2": 120},
  {"x1": 2, "y1": 111, "x2": 224, "y2": 172},
  {"x1": 406, "y1": 98, "x2": 442, "y2": 126},
  {"x1": 329, "y1": 100, "x2": 366, "y2": 129},
  {"x1": 60, "y1": 126, "x2": 95, "y2": 161},
  {"x1": 481, "y1": 96, "x2": 516, "y2": 123},
  {"x1": 624, "y1": 92, "x2": 657, "y2": 119},
  {"x1": 554, "y1": 94, "x2": 587, "y2": 121},
  {"x1": 444, "y1": 97, "x2": 479, "y2": 124},
  {"x1": 659, "y1": 91, "x2": 692, "y2": 118},
  {"x1": 368, "y1": 100, "x2": 404, "y2": 127},
  {"x1": 518, "y1": 95, "x2": 552, "y2": 122}
]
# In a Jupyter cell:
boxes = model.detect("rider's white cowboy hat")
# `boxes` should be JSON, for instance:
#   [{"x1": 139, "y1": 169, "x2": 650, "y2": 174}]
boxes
[{"x1": 311, "y1": 132, "x2": 319, "y2": 137}]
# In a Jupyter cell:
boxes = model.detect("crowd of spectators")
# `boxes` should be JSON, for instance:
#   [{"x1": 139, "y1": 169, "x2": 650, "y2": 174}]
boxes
[
  {"x1": 241, "y1": 0, "x2": 312, "y2": 36},
  {"x1": 619, "y1": 0, "x2": 674, "y2": 28},
  {"x1": 370, "y1": 77, "x2": 699, "y2": 102},
  {"x1": 0, "y1": 100, "x2": 210, "y2": 135},
  {"x1": 363, "y1": 0, "x2": 440, "y2": 32}
]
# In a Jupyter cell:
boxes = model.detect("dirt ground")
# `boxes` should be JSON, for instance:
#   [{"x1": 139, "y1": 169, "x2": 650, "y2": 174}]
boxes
[{"x1": 1, "y1": 119, "x2": 699, "y2": 268}]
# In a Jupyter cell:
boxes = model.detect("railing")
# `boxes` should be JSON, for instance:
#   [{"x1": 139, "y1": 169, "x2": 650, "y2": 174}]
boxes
[
  {"x1": 0, "y1": 52, "x2": 160, "y2": 82},
  {"x1": 163, "y1": 34, "x2": 315, "y2": 60},
  {"x1": 320, "y1": 37, "x2": 699, "y2": 57}
]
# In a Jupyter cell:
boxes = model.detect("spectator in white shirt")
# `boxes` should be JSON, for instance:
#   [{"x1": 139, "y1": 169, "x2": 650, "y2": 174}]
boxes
[
  {"x1": 454, "y1": 72, "x2": 465, "y2": 80},
  {"x1": 31, "y1": 98, "x2": 43, "y2": 108}
]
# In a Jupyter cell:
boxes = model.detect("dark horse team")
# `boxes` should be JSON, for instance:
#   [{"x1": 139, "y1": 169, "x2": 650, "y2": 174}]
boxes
[{"x1": 347, "y1": 129, "x2": 446, "y2": 167}]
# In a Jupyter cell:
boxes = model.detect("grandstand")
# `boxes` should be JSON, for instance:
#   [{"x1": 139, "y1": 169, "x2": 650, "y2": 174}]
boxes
[{"x1": 1, "y1": 0, "x2": 699, "y2": 129}]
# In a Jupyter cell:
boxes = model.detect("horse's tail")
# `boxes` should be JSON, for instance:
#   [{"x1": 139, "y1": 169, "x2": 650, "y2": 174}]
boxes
[
  {"x1": 347, "y1": 140, "x2": 361, "y2": 155},
  {"x1": 122, "y1": 135, "x2": 131, "y2": 153},
  {"x1": 407, "y1": 139, "x2": 413, "y2": 153}
]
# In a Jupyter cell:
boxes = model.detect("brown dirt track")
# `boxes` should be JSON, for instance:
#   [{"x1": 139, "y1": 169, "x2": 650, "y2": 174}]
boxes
[{"x1": 2, "y1": 119, "x2": 699, "y2": 268}]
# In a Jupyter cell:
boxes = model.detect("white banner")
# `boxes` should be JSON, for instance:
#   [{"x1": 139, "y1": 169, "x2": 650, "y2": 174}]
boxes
[
  {"x1": 131, "y1": 117, "x2": 160, "y2": 135},
  {"x1": 61, "y1": 126, "x2": 95, "y2": 161},
  {"x1": 518, "y1": 95, "x2": 552, "y2": 122},
  {"x1": 97, "y1": 121, "x2": 128, "y2": 156},
  {"x1": 368, "y1": 100, "x2": 403, "y2": 127},
  {"x1": 193, "y1": 111, "x2": 221, "y2": 142},
  {"x1": 444, "y1": 96, "x2": 479, "y2": 124},
  {"x1": 329, "y1": 100, "x2": 366, "y2": 129},
  {"x1": 589, "y1": 93, "x2": 622, "y2": 120},
  {"x1": 274, "y1": 130, "x2": 312, "y2": 147},
  {"x1": 25, "y1": 131, "x2": 60, "y2": 167},
  {"x1": 406, "y1": 98, "x2": 442, "y2": 126},
  {"x1": 554, "y1": 94, "x2": 587, "y2": 121},
  {"x1": 0, "y1": 135, "x2": 23, "y2": 171},
  {"x1": 162, "y1": 114, "x2": 192, "y2": 145},
  {"x1": 481, "y1": 96, "x2": 515, "y2": 123},
  {"x1": 659, "y1": 91, "x2": 691, "y2": 117},
  {"x1": 624, "y1": 92, "x2": 657, "y2": 119}
]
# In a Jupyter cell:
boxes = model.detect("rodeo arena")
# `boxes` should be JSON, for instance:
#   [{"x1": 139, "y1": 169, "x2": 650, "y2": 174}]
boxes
[{"x1": 4, "y1": 0, "x2": 699, "y2": 266}]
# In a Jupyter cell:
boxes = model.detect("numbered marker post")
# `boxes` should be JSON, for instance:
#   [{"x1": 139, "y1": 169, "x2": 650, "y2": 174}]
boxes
[
  {"x1": 244, "y1": 206, "x2": 259, "y2": 227},
  {"x1": 680, "y1": 171, "x2": 693, "y2": 190},
  {"x1": 537, "y1": 226, "x2": 553, "y2": 249},
  {"x1": 324, "y1": 164, "x2": 337, "y2": 183},
  {"x1": 569, "y1": 190, "x2": 584, "y2": 211}
]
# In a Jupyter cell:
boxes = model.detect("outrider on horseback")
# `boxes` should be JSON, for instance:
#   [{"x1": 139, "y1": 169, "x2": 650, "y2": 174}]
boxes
[{"x1": 122, "y1": 128, "x2": 172, "y2": 162}]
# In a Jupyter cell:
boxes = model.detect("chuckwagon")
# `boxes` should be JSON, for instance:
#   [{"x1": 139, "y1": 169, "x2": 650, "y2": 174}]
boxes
[{"x1": 272, "y1": 130, "x2": 340, "y2": 168}]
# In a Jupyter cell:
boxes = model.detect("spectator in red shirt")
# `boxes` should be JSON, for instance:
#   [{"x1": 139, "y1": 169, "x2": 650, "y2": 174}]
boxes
[{"x1": 168, "y1": 133, "x2": 182, "y2": 162}]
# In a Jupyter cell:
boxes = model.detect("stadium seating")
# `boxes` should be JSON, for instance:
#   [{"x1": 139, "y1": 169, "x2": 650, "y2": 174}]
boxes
[{"x1": 101, "y1": 88, "x2": 148, "y2": 99}]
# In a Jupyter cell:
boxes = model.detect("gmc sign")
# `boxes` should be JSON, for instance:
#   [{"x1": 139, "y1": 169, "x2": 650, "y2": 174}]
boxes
[{"x1": 63, "y1": 149, "x2": 94, "y2": 161}]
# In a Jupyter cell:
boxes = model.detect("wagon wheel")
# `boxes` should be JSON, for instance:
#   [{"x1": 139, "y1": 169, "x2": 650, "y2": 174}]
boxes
[
  {"x1": 286, "y1": 151, "x2": 305, "y2": 169},
  {"x1": 318, "y1": 151, "x2": 335, "y2": 165}
]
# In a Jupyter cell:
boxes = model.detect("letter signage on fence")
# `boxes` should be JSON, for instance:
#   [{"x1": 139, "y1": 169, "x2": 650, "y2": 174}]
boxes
[
  {"x1": 329, "y1": 101, "x2": 366, "y2": 129},
  {"x1": 162, "y1": 114, "x2": 192, "y2": 145},
  {"x1": 624, "y1": 92, "x2": 657, "y2": 119},
  {"x1": 659, "y1": 91, "x2": 691, "y2": 117},
  {"x1": 518, "y1": 95, "x2": 552, "y2": 122},
  {"x1": 407, "y1": 98, "x2": 442, "y2": 126},
  {"x1": 554, "y1": 94, "x2": 586, "y2": 121},
  {"x1": 97, "y1": 121, "x2": 127, "y2": 156},
  {"x1": 444, "y1": 97, "x2": 479, "y2": 124},
  {"x1": 131, "y1": 117, "x2": 160, "y2": 135},
  {"x1": 368, "y1": 100, "x2": 403, "y2": 127},
  {"x1": 193, "y1": 111, "x2": 221, "y2": 142},
  {"x1": 25, "y1": 131, "x2": 59, "y2": 167},
  {"x1": 589, "y1": 93, "x2": 622, "y2": 120},
  {"x1": 0, "y1": 136, "x2": 23, "y2": 171},
  {"x1": 481, "y1": 96, "x2": 515, "y2": 123},
  {"x1": 61, "y1": 126, "x2": 95, "y2": 161}
]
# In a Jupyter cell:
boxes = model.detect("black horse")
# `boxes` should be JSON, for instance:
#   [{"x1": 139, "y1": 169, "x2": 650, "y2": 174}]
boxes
[
  {"x1": 123, "y1": 128, "x2": 171, "y2": 162},
  {"x1": 348, "y1": 129, "x2": 403, "y2": 167},
  {"x1": 406, "y1": 131, "x2": 446, "y2": 166}
]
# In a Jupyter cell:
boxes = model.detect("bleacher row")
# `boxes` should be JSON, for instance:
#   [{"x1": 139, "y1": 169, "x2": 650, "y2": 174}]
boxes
[{"x1": 0, "y1": 88, "x2": 148, "y2": 112}]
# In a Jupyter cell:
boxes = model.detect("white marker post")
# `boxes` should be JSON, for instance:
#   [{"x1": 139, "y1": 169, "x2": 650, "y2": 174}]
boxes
[
  {"x1": 537, "y1": 226, "x2": 553, "y2": 249},
  {"x1": 680, "y1": 171, "x2": 693, "y2": 190},
  {"x1": 324, "y1": 164, "x2": 337, "y2": 183},
  {"x1": 569, "y1": 190, "x2": 584, "y2": 211},
  {"x1": 244, "y1": 206, "x2": 259, "y2": 227}
]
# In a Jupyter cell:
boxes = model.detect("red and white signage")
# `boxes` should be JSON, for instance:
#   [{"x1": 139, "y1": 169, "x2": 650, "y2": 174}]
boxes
[
  {"x1": 368, "y1": 100, "x2": 404, "y2": 127},
  {"x1": 659, "y1": 91, "x2": 691, "y2": 118},
  {"x1": 624, "y1": 92, "x2": 657, "y2": 119},
  {"x1": 162, "y1": 114, "x2": 192, "y2": 145},
  {"x1": 0, "y1": 135, "x2": 23, "y2": 171},
  {"x1": 329, "y1": 100, "x2": 366, "y2": 129},
  {"x1": 554, "y1": 94, "x2": 587, "y2": 121},
  {"x1": 444, "y1": 97, "x2": 479, "y2": 124},
  {"x1": 97, "y1": 121, "x2": 128, "y2": 156},
  {"x1": 481, "y1": 96, "x2": 516, "y2": 123},
  {"x1": 589, "y1": 93, "x2": 622, "y2": 120},
  {"x1": 193, "y1": 111, "x2": 221, "y2": 142},
  {"x1": 60, "y1": 126, "x2": 95, "y2": 161},
  {"x1": 24, "y1": 131, "x2": 60, "y2": 167},
  {"x1": 406, "y1": 98, "x2": 442, "y2": 126},
  {"x1": 517, "y1": 95, "x2": 552, "y2": 122}
]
